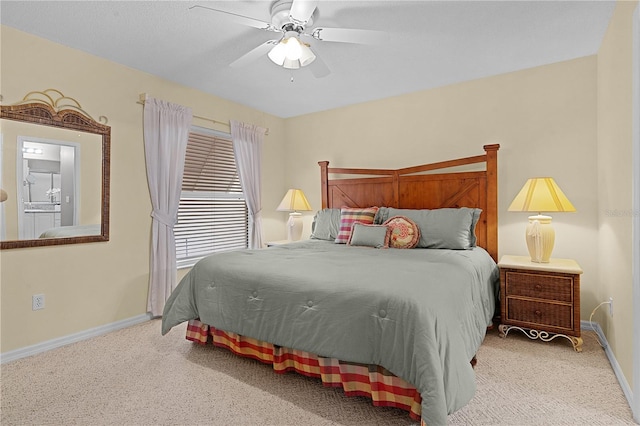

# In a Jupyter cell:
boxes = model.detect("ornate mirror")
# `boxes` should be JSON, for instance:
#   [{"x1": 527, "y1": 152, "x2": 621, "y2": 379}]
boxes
[{"x1": 0, "y1": 90, "x2": 110, "y2": 249}]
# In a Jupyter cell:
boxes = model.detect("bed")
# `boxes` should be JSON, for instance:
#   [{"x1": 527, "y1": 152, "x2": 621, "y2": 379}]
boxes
[
  {"x1": 38, "y1": 224, "x2": 102, "y2": 238},
  {"x1": 162, "y1": 144, "x2": 500, "y2": 425}
]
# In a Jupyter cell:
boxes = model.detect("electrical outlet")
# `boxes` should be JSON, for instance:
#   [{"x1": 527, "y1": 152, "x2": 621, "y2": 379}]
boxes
[
  {"x1": 609, "y1": 297, "x2": 614, "y2": 317},
  {"x1": 32, "y1": 294, "x2": 45, "y2": 311}
]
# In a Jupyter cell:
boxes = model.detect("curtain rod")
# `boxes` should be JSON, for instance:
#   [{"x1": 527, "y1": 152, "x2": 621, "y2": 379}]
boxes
[{"x1": 137, "y1": 93, "x2": 269, "y2": 135}]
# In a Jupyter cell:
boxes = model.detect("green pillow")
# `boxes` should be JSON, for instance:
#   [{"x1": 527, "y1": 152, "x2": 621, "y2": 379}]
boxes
[
  {"x1": 379, "y1": 207, "x2": 481, "y2": 249},
  {"x1": 310, "y1": 208, "x2": 341, "y2": 241},
  {"x1": 347, "y1": 223, "x2": 390, "y2": 248}
]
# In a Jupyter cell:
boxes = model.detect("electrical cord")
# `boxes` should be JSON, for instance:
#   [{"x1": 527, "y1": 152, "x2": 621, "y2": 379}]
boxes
[{"x1": 588, "y1": 300, "x2": 612, "y2": 348}]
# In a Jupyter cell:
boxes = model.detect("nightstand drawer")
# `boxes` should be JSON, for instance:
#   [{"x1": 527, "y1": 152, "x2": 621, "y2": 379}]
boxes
[
  {"x1": 506, "y1": 299, "x2": 573, "y2": 331},
  {"x1": 504, "y1": 271, "x2": 573, "y2": 302}
]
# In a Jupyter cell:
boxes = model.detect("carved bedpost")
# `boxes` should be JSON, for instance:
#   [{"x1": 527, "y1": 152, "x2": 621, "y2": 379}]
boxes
[
  {"x1": 319, "y1": 161, "x2": 329, "y2": 209},
  {"x1": 483, "y1": 144, "x2": 500, "y2": 262}
]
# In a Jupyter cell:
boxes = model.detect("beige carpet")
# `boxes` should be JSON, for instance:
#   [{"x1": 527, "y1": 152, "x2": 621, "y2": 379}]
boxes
[{"x1": 0, "y1": 319, "x2": 635, "y2": 425}]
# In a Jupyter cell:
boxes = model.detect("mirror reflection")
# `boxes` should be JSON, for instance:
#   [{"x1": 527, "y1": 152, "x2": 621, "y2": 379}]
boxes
[
  {"x1": 2, "y1": 120, "x2": 102, "y2": 241},
  {"x1": 20, "y1": 139, "x2": 66, "y2": 239},
  {"x1": 0, "y1": 93, "x2": 109, "y2": 249},
  {"x1": 18, "y1": 137, "x2": 100, "y2": 239}
]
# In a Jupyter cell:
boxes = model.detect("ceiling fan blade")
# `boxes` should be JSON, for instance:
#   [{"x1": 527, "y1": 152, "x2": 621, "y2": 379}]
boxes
[
  {"x1": 229, "y1": 40, "x2": 279, "y2": 68},
  {"x1": 289, "y1": 0, "x2": 318, "y2": 25},
  {"x1": 309, "y1": 27, "x2": 387, "y2": 44},
  {"x1": 189, "y1": 5, "x2": 277, "y2": 32},
  {"x1": 309, "y1": 55, "x2": 331, "y2": 79}
]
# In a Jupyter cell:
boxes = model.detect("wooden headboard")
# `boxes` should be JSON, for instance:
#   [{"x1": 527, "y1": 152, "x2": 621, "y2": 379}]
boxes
[{"x1": 319, "y1": 144, "x2": 500, "y2": 261}]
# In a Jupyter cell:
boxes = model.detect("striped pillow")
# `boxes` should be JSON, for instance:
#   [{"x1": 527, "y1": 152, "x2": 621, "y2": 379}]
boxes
[{"x1": 335, "y1": 206, "x2": 379, "y2": 244}]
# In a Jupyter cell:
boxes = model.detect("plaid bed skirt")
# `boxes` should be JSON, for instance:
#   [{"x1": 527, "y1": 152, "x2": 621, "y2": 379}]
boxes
[{"x1": 186, "y1": 319, "x2": 424, "y2": 424}]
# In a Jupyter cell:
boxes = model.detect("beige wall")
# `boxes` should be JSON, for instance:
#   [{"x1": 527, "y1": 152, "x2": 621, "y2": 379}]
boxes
[
  {"x1": 0, "y1": 26, "x2": 287, "y2": 353},
  {"x1": 597, "y1": 0, "x2": 637, "y2": 390},
  {"x1": 285, "y1": 55, "x2": 600, "y2": 318}
]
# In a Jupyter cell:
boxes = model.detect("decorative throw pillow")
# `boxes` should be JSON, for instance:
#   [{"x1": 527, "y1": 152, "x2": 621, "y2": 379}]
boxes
[
  {"x1": 334, "y1": 206, "x2": 379, "y2": 244},
  {"x1": 347, "y1": 222, "x2": 391, "y2": 248},
  {"x1": 383, "y1": 215, "x2": 420, "y2": 249}
]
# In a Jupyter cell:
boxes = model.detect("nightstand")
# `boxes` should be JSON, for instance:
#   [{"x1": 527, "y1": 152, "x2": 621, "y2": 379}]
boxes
[
  {"x1": 498, "y1": 255, "x2": 583, "y2": 352},
  {"x1": 266, "y1": 240, "x2": 292, "y2": 247}
]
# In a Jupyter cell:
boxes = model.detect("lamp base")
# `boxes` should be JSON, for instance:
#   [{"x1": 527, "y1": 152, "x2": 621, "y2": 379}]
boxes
[
  {"x1": 526, "y1": 215, "x2": 555, "y2": 263},
  {"x1": 287, "y1": 212, "x2": 303, "y2": 241}
]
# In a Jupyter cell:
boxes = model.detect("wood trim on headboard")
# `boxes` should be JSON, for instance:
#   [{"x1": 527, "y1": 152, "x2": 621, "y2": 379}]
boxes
[{"x1": 318, "y1": 144, "x2": 500, "y2": 261}]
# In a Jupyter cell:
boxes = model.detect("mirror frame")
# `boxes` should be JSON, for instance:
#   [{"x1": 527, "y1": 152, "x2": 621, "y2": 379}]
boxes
[{"x1": 1, "y1": 101, "x2": 110, "y2": 249}]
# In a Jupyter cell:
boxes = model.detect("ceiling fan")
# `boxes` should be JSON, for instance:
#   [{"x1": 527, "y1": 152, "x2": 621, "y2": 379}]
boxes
[{"x1": 190, "y1": 0, "x2": 387, "y2": 78}]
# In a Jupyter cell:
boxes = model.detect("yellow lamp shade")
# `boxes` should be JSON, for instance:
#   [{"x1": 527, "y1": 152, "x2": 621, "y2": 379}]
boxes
[
  {"x1": 276, "y1": 189, "x2": 312, "y2": 212},
  {"x1": 508, "y1": 177, "x2": 575, "y2": 213}
]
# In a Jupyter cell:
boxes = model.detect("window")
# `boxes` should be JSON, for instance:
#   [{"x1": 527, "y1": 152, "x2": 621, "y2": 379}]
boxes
[{"x1": 175, "y1": 127, "x2": 248, "y2": 268}]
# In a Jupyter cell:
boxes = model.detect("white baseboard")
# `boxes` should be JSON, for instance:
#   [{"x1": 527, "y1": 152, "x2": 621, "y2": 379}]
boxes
[
  {"x1": 581, "y1": 320, "x2": 634, "y2": 413},
  {"x1": 0, "y1": 313, "x2": 153, "y2": 364}
]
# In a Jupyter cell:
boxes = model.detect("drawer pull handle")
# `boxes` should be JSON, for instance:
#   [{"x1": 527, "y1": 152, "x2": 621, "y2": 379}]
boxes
[
  {"x1": 534, "y1": 310, "x2": 542, "y2": 316},
  {"x1": 535, "y1": 285, "x2": 542, "y2": 291}
]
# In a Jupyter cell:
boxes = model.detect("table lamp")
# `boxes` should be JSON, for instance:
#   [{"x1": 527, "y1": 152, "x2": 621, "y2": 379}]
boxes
[
  {"x1": 277, "y1": 188, "x2": 312, "y2": 241},
  {"x1": 508, "y1": 177, "x2": 575, "y2": 263}
]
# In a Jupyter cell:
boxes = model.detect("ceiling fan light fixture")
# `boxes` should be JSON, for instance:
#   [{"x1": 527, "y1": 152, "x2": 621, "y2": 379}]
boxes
[
  {"x1": 298, "y1": 43, "x2": 316, "y2": 67},
  {"x1": 268, "y1": 37, "x2": 316, "y2": 69},
  {"x1": 283, "y1": 36, "x2": 302, "y2": 60},
  {"x1": 267, "y1": 41, "x2": 287, "y2": 65},
  {"x1": 282, "y1": 57, "x2": 301, "y2": 69}
]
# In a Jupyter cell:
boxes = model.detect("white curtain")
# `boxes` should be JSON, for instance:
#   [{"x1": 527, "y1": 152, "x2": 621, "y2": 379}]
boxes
[
  {"x1": 143, "y1": 96, "x2": 192, "y2": 317},
  {"x1": 230, "y1": 120, "x2": 266, "y2": 249}
]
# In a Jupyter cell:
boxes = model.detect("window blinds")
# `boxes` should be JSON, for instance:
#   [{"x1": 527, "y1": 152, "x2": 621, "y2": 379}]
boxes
[
  {"x1": 175, "y1": 130, "x2": 248, "y2": 265},
  {"x1": 181, "y1": 131, "x2": 243, "y2": 193}
]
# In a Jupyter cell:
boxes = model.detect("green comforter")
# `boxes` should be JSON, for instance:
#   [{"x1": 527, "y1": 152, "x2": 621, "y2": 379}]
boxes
[{"x1": 162, "y1": 240, "x2": 498, "y2": 425}]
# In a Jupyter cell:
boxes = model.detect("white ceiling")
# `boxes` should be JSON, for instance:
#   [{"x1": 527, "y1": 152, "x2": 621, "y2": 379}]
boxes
[{"x1": 1, "y1": 1, "x2": 616, "y2": 118}]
